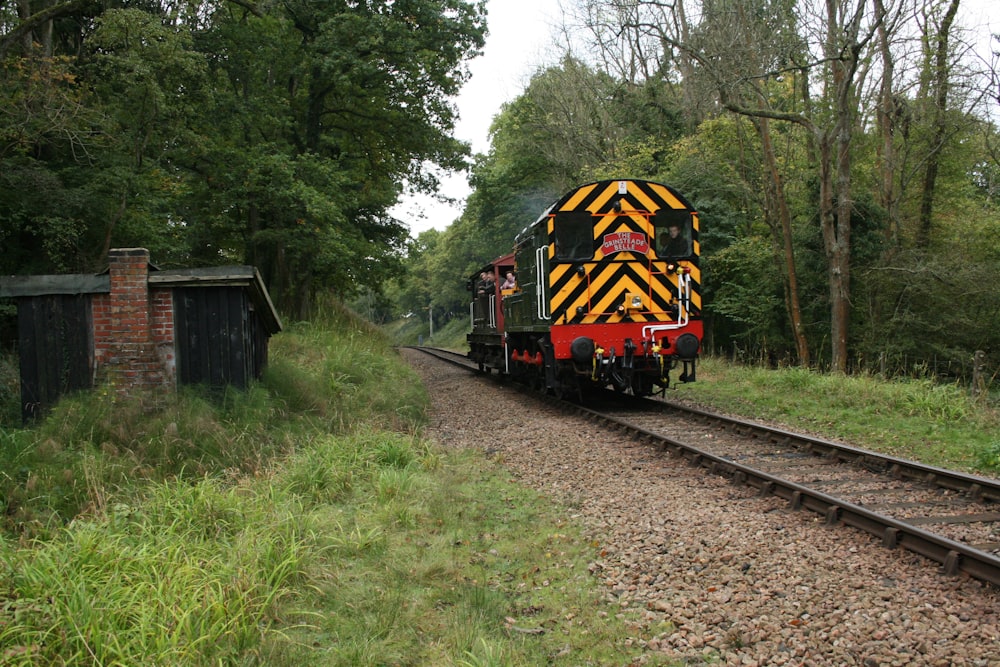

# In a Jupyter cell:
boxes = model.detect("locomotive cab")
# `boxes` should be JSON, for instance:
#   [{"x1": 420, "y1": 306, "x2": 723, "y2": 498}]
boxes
[{"x1": 466, "y1": 253, "x2": 515, "y2": 373}]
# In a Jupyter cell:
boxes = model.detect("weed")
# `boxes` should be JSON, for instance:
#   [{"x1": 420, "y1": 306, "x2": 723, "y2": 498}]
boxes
[{"x1": 977, "y1": 440, "x2": 1000, "y2": 471}]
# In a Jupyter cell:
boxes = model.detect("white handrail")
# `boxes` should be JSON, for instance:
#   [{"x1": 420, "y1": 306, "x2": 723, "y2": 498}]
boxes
[
  {"x1": 642, "y1": 272, "x2": 692, "y2": 338},
  {"x1": 535, "y1": 247, "x2": 550, "y2": 320}
]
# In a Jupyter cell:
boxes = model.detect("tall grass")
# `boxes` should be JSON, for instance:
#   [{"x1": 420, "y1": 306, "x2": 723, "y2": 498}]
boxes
[
  {"x1": 266, "y1": 300, "x2": 427, "y2": 432},
  {"x1": 1, "y1": 430, "x2": 657, "y2": 665},
  {"x1": 682, "y1": 357, "x2": 1000, "y2": 473},
  {"x1": 0, "y1": 297, "x2": 429, "y2": 538},
  {"x1": 1, "y1": 298, "x2": 662, "y2": 665},
  {"x1": 0, "y1": 476, "x2": 307, "y2": 665},
  {"x1": 0, "y1": 351, "x2": 19, "y2": 426}
]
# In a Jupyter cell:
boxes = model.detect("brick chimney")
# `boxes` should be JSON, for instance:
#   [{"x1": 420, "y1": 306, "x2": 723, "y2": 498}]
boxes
[{"x1": 92, "y1": 248, "x2": 175, "y2": 393}]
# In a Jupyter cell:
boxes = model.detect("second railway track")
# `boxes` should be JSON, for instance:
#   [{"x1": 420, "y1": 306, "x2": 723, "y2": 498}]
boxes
[{"x1": 411, "y1": 345, "x2": 1000, "y2": 589}]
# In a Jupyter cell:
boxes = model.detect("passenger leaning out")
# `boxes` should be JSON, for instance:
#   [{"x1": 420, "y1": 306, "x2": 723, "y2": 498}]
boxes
[{"x1": 477, "y1": 271, "x2": 495, "y2": 295}]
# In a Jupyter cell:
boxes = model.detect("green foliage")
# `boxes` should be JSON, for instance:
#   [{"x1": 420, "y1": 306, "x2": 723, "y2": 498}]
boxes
[
  {"x1": 0, "y1": 1, "x2": 486, "y2": 314},
  {"x1": 977, "y1": 440, "x2": 1000, "y2": 471},
  {"x1": 855, "y1": 239, "x2": 1000, "y2": 378},
  {"x1": 0, "y1": 58, "x2": 107, "y2": 273},
  {"x1": 706, "y1": 236, "x2": 787, "y2": 357}
]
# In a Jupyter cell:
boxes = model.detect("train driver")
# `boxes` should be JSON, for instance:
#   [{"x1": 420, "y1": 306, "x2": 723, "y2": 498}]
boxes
[{"x1": 659, "y1": 223, "x2": 689, "y2": 258}]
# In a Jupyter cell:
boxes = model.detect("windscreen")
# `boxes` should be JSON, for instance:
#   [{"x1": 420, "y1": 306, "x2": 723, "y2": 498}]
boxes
[{"x1": 552, "y1": 211, "x2": 594, "y2": 261}]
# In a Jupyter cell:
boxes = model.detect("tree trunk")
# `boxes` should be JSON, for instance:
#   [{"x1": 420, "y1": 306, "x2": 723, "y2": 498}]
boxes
[
  {"x1": 916, "y1": 0, "x2": 960, "y2": 248},
  {"x1": 756, "y1": 116, "x2": 810, "y2": 366},
  {"x1": 874, "y1": 0, "x2": 899, "y2": 245},
  {"x1": 820, "y1": 0, "x2": 865, "y2": 373}
]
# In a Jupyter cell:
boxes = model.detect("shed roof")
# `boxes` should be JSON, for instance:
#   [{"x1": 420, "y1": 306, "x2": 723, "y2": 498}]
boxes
[{"x1": 0, "y1": 265, "x2": 282, "y2": 334}]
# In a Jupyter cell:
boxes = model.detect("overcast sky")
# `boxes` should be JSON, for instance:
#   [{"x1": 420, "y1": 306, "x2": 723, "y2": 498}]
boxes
[
  {"x1": 392, "y1": 0, "x2": 998, "y2": 237},
  {"x1": 390, "y1": 0, "x2": 565, "y2": 236}
]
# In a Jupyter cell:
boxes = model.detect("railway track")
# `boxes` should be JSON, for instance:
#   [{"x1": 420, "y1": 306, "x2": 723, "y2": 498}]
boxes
[{"x1": 407, "y1": 346, "x2": 1000, "y2": 588}]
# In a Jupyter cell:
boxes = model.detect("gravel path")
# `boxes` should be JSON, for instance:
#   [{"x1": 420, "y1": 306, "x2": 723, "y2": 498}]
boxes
[{"x1": 401, "y1": 349, "x2": 1000, "y2": 666}]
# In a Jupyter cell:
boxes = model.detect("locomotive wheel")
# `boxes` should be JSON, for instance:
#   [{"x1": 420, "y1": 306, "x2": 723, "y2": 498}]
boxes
[
  {"x1": 630, "y1": 374, "x2": 655, "y2": 397},
  {"x1": 530, "y1": 369, "x2": 544, "y2": 391},
  {"x1": 552, "y1": 372, "x2": 581, "y2": 402}
]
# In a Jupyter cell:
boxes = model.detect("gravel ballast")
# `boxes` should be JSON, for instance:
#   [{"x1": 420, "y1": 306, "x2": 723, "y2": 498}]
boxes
[{"x1": 401, "y1": 349, "x2": 1000, "y2": 666}]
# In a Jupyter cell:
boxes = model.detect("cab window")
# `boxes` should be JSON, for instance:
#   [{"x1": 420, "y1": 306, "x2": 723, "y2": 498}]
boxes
[
  {"x1": 552, "y1": 211, "x2": 594, "y2": 261},
  {"x1": 653, "y1": 209, "x2": 692, "y2": 258}
]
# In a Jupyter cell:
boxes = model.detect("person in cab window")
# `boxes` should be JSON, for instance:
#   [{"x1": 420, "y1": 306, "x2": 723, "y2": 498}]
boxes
[
  {"x1": 500, "y1": 271, "x2": 516, "y2": 290},
  {"x1": 659, "y1": 223, "x2": 688, "y2": 258},
  {"x1": 477, "y1": 271, "x2": 494, "y2": 295}
]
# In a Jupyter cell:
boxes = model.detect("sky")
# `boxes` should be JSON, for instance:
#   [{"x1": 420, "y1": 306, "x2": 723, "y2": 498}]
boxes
[
  {"x1": 390, "y1": 0, "x2": 566, "y2": 236},
  {"x1": 391, "y1": 0, "x2": 999, "y2": 238}
]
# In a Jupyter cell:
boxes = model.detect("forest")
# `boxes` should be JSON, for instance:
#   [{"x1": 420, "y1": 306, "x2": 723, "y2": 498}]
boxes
[
  {"x1": 1, "y1": 0, "x2": 487, "y2": 319},
  {"x1": 2, "y1": 0, "x2": 999, "y2": 382},
  {"x1": 384, "y1": 0, "x2": 1000, "y2": 381}
]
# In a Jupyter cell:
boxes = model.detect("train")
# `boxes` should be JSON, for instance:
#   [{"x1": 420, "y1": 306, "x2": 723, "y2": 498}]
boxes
[{"x1": 467, "y1": 178, "x2": 702, "y2": 398}]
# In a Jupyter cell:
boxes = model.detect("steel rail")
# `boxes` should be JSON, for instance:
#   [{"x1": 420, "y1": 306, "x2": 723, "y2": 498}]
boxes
[
  {"x1": 560, "y1": 397, "x2": 1000, "y2": 586},
  {"x1": 646, "y1": 397, "x2": 1000, "y2": 503},
  {"x1": 408, "y1": 347, "x2": 1000, "y2": 588}
]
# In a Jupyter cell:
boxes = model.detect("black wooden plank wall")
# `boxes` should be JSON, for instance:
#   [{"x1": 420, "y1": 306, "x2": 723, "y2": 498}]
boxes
[
  {"x1": 250, "y1": 310, "x2": 268, "y2": 380},
  {"x1": 18, "y1": 294, "x2": 93, "y2": 420},
  {"x1": 174, "y1": 287, "x2": 253, "y2": 388}
]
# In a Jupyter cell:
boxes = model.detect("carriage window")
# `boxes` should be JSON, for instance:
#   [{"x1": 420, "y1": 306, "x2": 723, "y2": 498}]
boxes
[
  {"x1": 654, "y1": 209, "x2": 692, "y2": 259},
  {"x1": 553, "y1": 211, "x2": 594, "y2": 261}
]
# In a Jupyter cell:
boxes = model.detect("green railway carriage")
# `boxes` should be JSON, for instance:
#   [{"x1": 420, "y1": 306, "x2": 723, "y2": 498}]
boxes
[{"x1": 468, "y1": 179, "x2": 703, "y2": 398}]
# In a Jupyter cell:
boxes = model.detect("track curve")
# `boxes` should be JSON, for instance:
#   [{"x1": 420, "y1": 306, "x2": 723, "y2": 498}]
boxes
[{"x1": 408, "y1": 346, "x2": 1000, "y2": 588}]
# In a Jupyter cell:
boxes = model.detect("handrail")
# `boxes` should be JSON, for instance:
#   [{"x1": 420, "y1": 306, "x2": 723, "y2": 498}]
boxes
[
  {"x1": 535, "y1": 247, "x2": 550, "y2": 320},
  {"x1": 642, "y1": 271, "x2": 691, "y2": 338}
]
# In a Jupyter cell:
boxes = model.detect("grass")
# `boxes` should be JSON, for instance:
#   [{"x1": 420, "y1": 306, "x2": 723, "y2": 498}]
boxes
[
  {"x1": 675, "y1": 356, "x2": 1000, "y2": 474},
  {"x1": 0, "y1": 299, "x2": 668, "y2": 666},
  {"x1": 267, "y1": 441, "x2": 657, "y2": 666},
  {"x1": 1, "y1": 299, "x2": 998, "y2": 665},
  {"x1": 0, "y1": 434, "x2": 660, "y2": 665},
  {"x1": 384, "y1": 312, "x2": 471, "y2": 350}
]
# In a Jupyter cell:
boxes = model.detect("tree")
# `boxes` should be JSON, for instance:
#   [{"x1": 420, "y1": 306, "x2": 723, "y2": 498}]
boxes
[
  {"x1": 585, "y1": 0, "x2": 905, "y2": 372},
  {"x1": 1, "y1": 0, "x2": 488, "y2": 319},
  {"x1": 916, "y1": 0, "x2": 961, "y2": 247},
  {"x1": 184, "y1": 0, "x2": 487, "y2": 317}
]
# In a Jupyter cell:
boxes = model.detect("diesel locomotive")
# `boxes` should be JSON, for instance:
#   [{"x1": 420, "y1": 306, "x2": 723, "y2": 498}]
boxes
[{"x1": 468, "y1": 178, "x2": 702, "y2": 398}]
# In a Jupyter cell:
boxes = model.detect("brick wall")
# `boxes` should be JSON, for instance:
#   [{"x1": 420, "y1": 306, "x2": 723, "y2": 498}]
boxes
[{"x1": 92, "y1": 248, "x2": 176, "y2": 393}]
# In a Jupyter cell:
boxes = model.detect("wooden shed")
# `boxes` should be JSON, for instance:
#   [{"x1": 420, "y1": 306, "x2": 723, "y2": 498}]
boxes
[{"x1": 0, "y1": 248, "x2": 283, "y2": 420}]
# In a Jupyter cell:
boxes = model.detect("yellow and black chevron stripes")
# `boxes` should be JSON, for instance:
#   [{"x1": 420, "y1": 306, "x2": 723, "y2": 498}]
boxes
[
  {"x1": 554, "y1": 179, "x2": 693, "y2": 217},
  {"x1": 544, "y1": 182, "x2": 700, "y2": 257},
  {"x1": 550, "y1": 261, "x2": 696, "y2": 324},
  {"x1": 540, "y1": 179, "x2": 702, "y2": 323}
]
